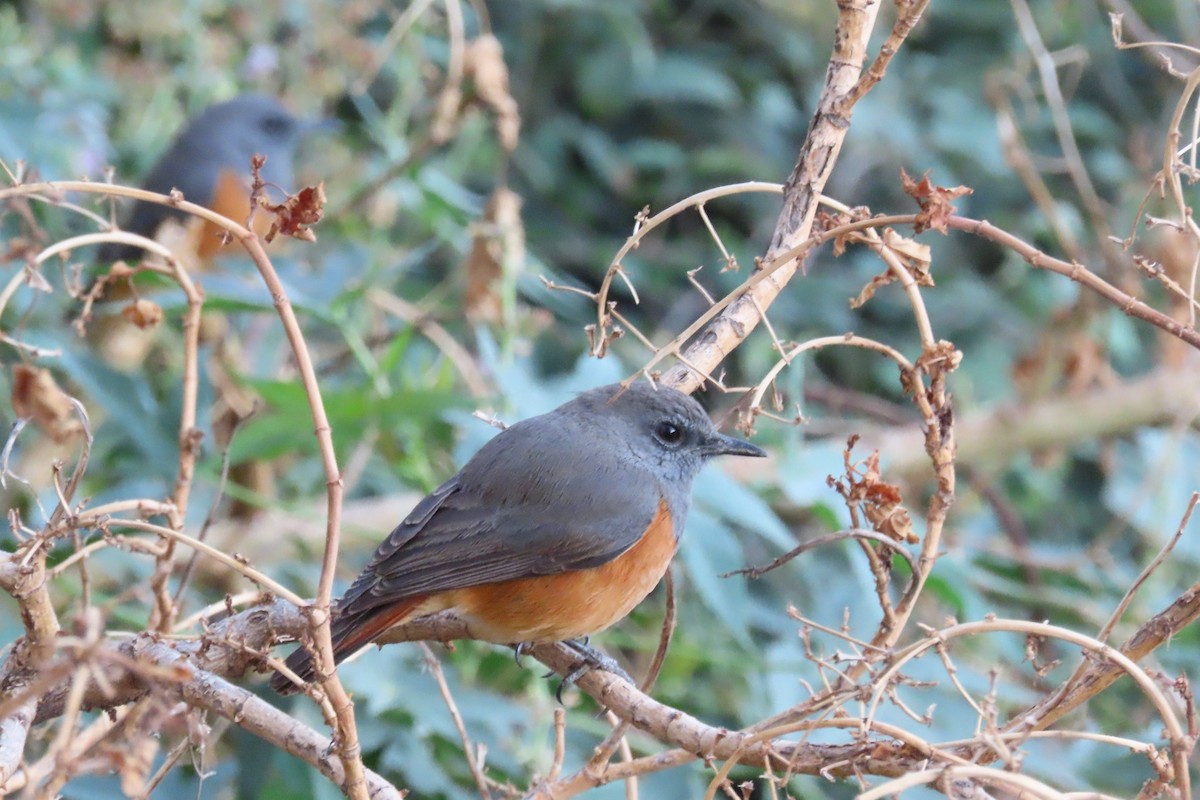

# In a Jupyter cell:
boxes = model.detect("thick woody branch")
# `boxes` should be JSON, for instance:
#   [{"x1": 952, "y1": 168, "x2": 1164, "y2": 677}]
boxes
[
  {"x1": 870, "y1": 364, "x2": 1200, "y2": 482},
  {"x1": 152, "y1": 645, "x2": 402, "y2": 800},
  {"x1": 16, "y1": 579, "x2": 1199, "y2": 790},
  {"x1": 0, "y1": 546, "x2": 61, "y2": 788},
  {"x1": 30, "y1": 598, "x2": 306, "y2": 724},
  {"x1": 12, "y1": 632, "x2": 398, "y2": 799},
  {"x1": 1003, "y1": 580, "x2": 1200, "y2": 735},
  {"x1": 0, "y1": 698, "x2": 35, "y2": 788},
  {"x1": 378, "y1": 614, "x2": 903, "y2": 775},
  {"x1": 0, "y1": 178, "x2": 368, "y2": 798},
  {"x1": 0, "y1": 549, "x2": 59, "y2": 665},
  {"x1": 23, "y1": 604, "x2": 886, "y2": 775},
  {"x1": 662, "y1": 0, "x2": 889, "y2": 391}
]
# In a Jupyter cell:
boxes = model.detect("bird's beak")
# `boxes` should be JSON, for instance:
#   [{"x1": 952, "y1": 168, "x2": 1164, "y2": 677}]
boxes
[{"x1": 701, "y1": 432, "x2": 766, "y2": 458}]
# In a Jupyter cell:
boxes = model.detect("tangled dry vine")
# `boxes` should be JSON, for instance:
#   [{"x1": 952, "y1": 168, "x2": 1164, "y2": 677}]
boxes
[{"x1": 2, "y1": 1, "x2": 1199, "y2": 798}]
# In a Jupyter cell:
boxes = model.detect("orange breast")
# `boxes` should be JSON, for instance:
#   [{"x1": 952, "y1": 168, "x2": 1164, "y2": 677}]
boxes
[
  {"x1": 447, "y1": 499, "x2": 678, "y2": 643},
  {"x1": 197, "y1": 168, "x2": 275, "y2": 259}
]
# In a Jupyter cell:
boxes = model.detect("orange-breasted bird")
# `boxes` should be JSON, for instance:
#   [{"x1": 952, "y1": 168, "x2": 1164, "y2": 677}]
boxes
[
  {"x1": 98, "y1": 93, "x2": 331, "y2": 263},
  {"x1": 272, "y1": 381, "x2": 765, "y2": 693}
]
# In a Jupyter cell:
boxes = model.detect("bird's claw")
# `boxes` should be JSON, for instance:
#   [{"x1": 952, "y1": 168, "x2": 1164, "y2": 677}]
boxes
[{"x1": 554, "y1": 639, "x2": 634, "y2": 702}]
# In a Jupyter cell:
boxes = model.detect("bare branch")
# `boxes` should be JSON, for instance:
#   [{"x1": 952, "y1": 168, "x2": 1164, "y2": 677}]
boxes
[{"x1": 661, "y1": 0, "x2": 886, "y2": 391}]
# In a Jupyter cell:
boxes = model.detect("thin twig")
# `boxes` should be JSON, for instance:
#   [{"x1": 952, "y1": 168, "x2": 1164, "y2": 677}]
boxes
[
  {"x1": 419, "y1": 643, "x2": 491, "y2": 800},
  {"x1": 92, "y1": 519, "x2": 304, "y2": 605},
  {"x1": 1095, "y1": 491, "x2": 1197, "y2": 645},
  {"x1": 547, "y1": 709, "x2": 565, "y2": 782},
  {"x1": 723, "y1": 528, "x2": 914, "y2": 580}
]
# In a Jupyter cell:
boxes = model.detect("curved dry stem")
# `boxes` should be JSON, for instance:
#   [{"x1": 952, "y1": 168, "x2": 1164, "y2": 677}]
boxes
[
  {"x1": 948, "y1": 215, "x2": 1200, "y2": 349},
  {"x1": 864, "y1": 618, "x2": 1190, "y2": 798},
  {"x1": 1107, "y1": 2, "x2": 1200, "y2": 65},
  {"x1": 747, "y1": 334, "x2": 912, "y2": 415},
  {"x1": 0, "y1": 266, "x2": 29, "y2": 322},
  {"x1": 1158, "y1": 66, "x2": 1200, "y2": 326},
  {"x1": 45, "y1": 538, "x2": 109, "y2": 578},
  {"x1": 857, "y1": 764, "x2": 1072, "y2": 800},
  {"x1": 44, "y1": 397, "x2": 93, "y2": 530},
  {"x1": 97, "y1": 520, "x2": 304, "y2": 605},
  {"x1": 0, "y1": 181, "x2": 253, "y2": 237},
  {"x1": 24, "y1": 190, "x2": 113, "y2": 229},
  {"x1": 594, "y1": 181, "x2": 784, "y2": 355},
  {"x1": 935, "y1": 729, "x2": 1156, "y2": 755},
  {"x1": 34, "y1": 231, "x2": 176, "y2": 265},
  {"x1": 1095, "y1": 491, "x2": 1196, "y2": 645},
  {"x1": 703, "y1": 716, "x2": 968, "y2": 800},
  {"x1": 816, "y1": 196, "x2": 936, "y2": 349},
  {"x1": 225, "y1": 225, "x2": 366, "y2": 799},
  {"x1": 623, "y1": 213, "x2": 918, "y2": 385},
  {"x1": 418, "y1": 643, "x2": 491, "y2": 800},
  {"x1": 724, "y1": 527, "x2": 915, "y2": 581},
  {"x1": 658, "y1": 1, "x2": 885, "y2": 392}
]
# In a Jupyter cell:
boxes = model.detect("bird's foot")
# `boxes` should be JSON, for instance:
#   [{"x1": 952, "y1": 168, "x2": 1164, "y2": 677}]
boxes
[{"x1": 553, "y1": 639, "x2": 634, "y2": 702}]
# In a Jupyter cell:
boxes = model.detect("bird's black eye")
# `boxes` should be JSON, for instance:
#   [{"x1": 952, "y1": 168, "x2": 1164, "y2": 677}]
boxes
[
  {"x1": 260, "y1": 114, "x2": 292, "y2": 136},
  {"x1": 653, "y1": 420, "x2": 685, "y2": 447}
]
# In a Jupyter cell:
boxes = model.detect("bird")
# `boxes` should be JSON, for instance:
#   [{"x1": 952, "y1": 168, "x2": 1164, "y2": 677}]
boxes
[
  {"x1": 271, "y1": 381, "x2": 766, "y2": 693},
  {"x1": 97, "y1": 93, "x2": 331, "y2": 263},
  {"x1": 87, "y1": 93, "x2": 335, "y2": 484}
]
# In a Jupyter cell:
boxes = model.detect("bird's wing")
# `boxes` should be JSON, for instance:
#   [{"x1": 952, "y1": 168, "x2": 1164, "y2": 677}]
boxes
[
  {"x1": 96, "y1": 137, "x2": 221, "y2": 262},
  {"x1": 335, "y1": 427, "x2": 662, "y2": 620},
  {"x1": 123, "y1": 139, "x2": 225, "y2": 236}
]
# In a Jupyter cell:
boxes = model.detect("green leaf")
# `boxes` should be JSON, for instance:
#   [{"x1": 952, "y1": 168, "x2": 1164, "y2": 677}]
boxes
[
  {"x1": 696, "y1": 467, "x2": 792, "y2": 548},
  {"x1": 678, "y1": 509, "x2": 754, "y2": 646},
  {"x1": 635, "y1": 55, "x2": 740, "y2": 107}
]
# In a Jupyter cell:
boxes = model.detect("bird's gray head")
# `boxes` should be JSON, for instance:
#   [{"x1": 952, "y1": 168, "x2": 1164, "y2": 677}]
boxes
[
  {"x1": 169, "y1": 93, "x2": 338, "y2": 203},
  {"x1": 189, "y1": 94, "x2": 306, "y2": 167},
  {"x1": 565, "y1": 382, "x2": 765, "y2": 485}
]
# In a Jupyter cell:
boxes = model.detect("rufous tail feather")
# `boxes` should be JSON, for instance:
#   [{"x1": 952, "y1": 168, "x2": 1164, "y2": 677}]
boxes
[{"x1": 269, "y1": 595, "x2": 427, "y2": 694}]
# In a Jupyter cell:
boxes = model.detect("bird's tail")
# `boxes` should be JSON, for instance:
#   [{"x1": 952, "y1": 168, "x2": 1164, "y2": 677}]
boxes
[{"x1": 269, "y1": 596, "x2": 427, "y2": 695}]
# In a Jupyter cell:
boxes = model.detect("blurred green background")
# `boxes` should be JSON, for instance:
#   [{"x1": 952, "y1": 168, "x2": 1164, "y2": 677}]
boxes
[{"x1": 2, "y1": 0, "x2": 1198, "y2": 797}]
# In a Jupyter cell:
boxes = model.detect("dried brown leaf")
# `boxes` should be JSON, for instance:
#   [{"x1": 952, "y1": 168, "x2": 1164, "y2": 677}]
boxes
[
  {"x1": 880, "y1": 228, "x2": 932, "y2": 279},
  {"x1": 861, "y1": 451, "x2": 917, "y2": 544},
  {"x1": 901, "y1": 168, "x2": 973, "y2": 233},
  {"x1": 466, "y1": 34, "x2": 521, "y2": 151},
  {"x1": 847, "y1": 227, "x2": 932, "y2": 310},
  {"x1": 850, "y1": 269, "x2": 896, "y2": 309},
  {"x1": 830, "y1": 445, "x2": 919, "y2": 545},
  {"x1": 120, "y1": 298, "x2": 164, "y2": 329},
  {"x1": 464, "y1": 187, "x2": 525, "y2": 322},
  {"x1": 262, "y1": 182, "x2": 326, "y2": 244},
  {"x1": 815, "y1": 209, "x2": 858, "y2": 256},
  {"x1": 10, "y1": 364, "x2": 83, "y2": 444},
  {"x1": 432, "y1": 86, "x2": 464, "y2": 145}
]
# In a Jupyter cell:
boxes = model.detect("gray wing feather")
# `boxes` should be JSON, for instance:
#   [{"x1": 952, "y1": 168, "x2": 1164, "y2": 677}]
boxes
[
  {"x1": 98, "y1": 128, "x2": 294, "y2": 261},
  {"x1": 336, "y1": 409, "x2": 661, "y2": 618}
]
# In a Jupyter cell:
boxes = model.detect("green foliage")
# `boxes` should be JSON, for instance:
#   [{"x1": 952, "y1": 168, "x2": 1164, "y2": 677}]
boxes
[{"x1": 2, "y1": 0, "x2": 1198, "y2": 797}]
